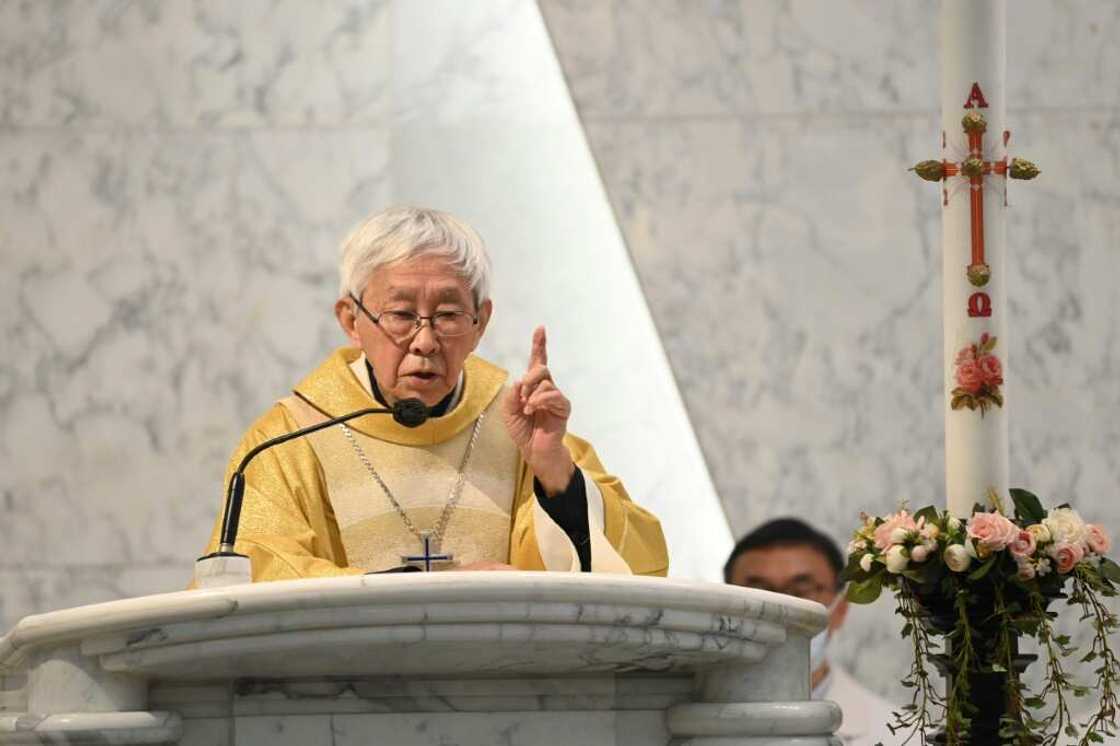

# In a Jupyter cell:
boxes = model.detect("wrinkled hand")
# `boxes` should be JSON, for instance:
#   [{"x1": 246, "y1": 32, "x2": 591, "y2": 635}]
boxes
[{"x1": 501, "y1": 326, "x2": 575, "y2": 495}]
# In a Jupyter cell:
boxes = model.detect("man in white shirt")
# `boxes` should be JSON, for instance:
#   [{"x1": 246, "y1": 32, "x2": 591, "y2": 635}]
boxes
[{"x1": 724, "y1": 518, "x2": 898, "y2": 746}]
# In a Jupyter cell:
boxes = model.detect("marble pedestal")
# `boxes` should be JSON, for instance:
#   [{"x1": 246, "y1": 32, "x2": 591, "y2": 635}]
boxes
[{"x1": 0, "y1": 573, "x2": 840, "y2": 745}]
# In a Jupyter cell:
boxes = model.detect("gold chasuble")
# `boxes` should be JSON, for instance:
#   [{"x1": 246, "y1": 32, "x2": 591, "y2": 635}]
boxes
[{"x1": 201, "y1": 347, "x2": 668, "y2": 581}]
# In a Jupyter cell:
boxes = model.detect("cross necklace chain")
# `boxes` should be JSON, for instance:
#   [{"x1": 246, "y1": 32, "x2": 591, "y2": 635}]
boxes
[{"x1": 340, "y1": 411, "x2": 485, "y2": 571}]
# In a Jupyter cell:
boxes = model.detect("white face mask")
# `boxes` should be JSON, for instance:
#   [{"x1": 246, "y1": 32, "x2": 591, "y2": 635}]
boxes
[{"x1": 809, "y1": 592, "x2": 845, "y2": 672}]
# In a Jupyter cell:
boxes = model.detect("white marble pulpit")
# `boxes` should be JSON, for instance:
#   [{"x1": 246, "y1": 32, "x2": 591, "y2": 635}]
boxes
[{"x1": 0, "y1": 573, "x2": 840, "y2": 745}]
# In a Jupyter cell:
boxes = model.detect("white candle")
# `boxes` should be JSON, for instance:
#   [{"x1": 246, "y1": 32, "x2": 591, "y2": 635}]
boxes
[{"x1": 941, "y1": 0, "x2": 1009, "y2": 517}]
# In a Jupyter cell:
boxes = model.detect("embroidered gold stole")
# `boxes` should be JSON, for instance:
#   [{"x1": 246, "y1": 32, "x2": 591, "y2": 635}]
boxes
[{"x1": 281, "y1": 353, "x2": 519, "y2": 571}]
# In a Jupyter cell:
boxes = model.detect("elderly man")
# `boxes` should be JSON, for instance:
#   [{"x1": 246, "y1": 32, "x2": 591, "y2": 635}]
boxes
[{"x1": 201, "y1": 206, "x2": 667, "y2": 579}]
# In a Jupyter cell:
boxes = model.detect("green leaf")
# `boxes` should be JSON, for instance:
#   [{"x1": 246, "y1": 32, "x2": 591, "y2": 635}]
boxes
[
  {"x1": 1009, "y1": 488, "x2": 1046, "y2": 523},
  {"x1": 968, "y1": 557, "x2": 997, "y2": 581},
  {"x1": 847, "y1": 576, "x2": 883, "y2": 604},
  {"x1": 900, "y1": 565, "x2": 933, "y2": 584},
  {"x1": 914, "y1": 505, "x2": 940, "y2": 525},
  {"x1": 1099, "y1": 557, "x2": 1120, "y2": 583},
  {"x1": 839, "y1": 553, "x2": 867, "y2": 583}
]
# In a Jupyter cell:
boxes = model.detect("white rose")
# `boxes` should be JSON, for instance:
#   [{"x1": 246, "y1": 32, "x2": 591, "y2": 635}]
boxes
[
  {"x1": 947, "y1": 515, "x2": 962, "y2": 532},
  {"x1": 1027, "y1": 523, "x2": 1051, "y2": 545},
  {"x1": 859, "y1": 553, "x2": 874, "y2": 572},
  {"x1": 885, "y1": 545, "x2": 909, "y2": 574},
  {"x1": 1042, "y1": 508, "x2": 1088, "y2": 547},
  {"x1": 890, "y1": 527, "x2": 910, "y2": 544},
  {"x1": 911, "y1": 545, "x2": 930, "y2": 563},
  {"x1": 944, "y1": 544, "x2": 972, "y2": 572}
]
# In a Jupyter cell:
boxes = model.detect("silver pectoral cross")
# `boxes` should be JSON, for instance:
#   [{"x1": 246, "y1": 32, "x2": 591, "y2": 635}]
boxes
[{"x1": 401, "y1": 530, "x2": 455, "y2": 572}]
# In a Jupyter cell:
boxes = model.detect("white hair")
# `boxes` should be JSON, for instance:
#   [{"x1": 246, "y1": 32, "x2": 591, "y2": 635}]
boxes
[{"x1": 338, "y1": 206, "x2": 492, "y2": 306}]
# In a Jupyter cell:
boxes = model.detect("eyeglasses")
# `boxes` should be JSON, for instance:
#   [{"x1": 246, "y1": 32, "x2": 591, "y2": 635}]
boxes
[
  {"x1": 746, "y1": 579, "x2": 838, "y2": 605},
  {"x1": 349, "y1": 293, "x2": 479, "y2": 341}
]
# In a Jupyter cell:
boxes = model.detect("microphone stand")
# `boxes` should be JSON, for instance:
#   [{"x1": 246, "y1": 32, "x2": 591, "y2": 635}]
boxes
[{"x1": 194, "y1": 398, "x2": 429, "y2": 588}]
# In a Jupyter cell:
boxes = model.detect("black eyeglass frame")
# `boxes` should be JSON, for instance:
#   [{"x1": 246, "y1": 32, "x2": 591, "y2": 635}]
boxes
[{"x1": 348, "y1": 292, "x2": 480, "y2": 340}]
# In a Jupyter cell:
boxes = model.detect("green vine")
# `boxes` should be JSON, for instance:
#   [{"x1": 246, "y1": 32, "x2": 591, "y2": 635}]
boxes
[
  {"x1": 890, "y1": 584, "x2": 945, "y2": 745},
  {"x1": 1029, "y1": 592, "x2": 1078, "y2": 744},
  {"x1": 994, "y1": 583, "x2": 1030, "y2": 745},
  {"x1": 1070, "y1": 569, "x2": 1119, "y2": 744},
  {"x1": 946, "y1": 588, "x2": 977, "y2": 744}
]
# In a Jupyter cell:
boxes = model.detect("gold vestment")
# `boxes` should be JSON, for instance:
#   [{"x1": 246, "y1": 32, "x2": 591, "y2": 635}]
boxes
[{"x1": 200, "y1": 347, "x2": 669, "y2": 580}]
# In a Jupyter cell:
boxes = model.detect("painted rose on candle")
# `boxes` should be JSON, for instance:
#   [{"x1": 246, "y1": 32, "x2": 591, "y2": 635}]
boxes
[{"x1": 950, "y1": 333, "x2": 1004, "y2": 416}]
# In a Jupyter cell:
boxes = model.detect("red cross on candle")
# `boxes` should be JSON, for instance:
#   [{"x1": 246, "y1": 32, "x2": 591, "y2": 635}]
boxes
[
  {"x1": 910, "y1": 94, "x2": 1039, "y2": 289},
  {"x1": 955, "y1": 112, "x2": 1003, "y2": 286}
]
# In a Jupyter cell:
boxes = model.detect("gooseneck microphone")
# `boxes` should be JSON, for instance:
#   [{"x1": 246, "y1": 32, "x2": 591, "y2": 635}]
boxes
[{"x1": 196, "y1": 398, "x2": 430, "y2": 578}]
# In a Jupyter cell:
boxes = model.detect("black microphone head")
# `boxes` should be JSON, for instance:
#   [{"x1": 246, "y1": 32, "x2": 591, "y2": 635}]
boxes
[{"x1": 392, "y1": 398, "x2": 430, "y2": 428}]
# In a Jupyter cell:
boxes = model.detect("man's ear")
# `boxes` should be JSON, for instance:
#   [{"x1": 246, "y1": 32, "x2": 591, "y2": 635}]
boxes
[
  {"x1": 472, "y1": 299, "x2": 493, "y2": 346},
  {"x1": 335, "y1": 296, "x2": 361, "y2": 345}
]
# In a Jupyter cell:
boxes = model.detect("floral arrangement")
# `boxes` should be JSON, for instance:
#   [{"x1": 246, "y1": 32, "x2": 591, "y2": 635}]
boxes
[
  {"x1": 950, "y1": 333, "x2": 1004, "y2": 415},
  {"x1": 842, "y1": 489, "x2": 1120, "y2": 745}
]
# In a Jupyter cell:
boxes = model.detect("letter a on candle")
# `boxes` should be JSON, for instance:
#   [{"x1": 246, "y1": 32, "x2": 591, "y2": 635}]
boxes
[{"x1": 963, "y1": 82, "x2": 989, "y2": 109}]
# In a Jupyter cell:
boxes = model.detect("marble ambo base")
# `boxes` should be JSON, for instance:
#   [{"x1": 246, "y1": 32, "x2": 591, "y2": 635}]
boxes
[{"x1": 0, "y1": 574, "x2": 841, "y2": 745}]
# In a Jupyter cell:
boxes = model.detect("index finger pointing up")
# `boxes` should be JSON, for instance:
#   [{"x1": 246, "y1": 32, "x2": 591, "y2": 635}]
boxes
[{"x1": 528, "y1": 325, "x2": 548, "y2": 369}]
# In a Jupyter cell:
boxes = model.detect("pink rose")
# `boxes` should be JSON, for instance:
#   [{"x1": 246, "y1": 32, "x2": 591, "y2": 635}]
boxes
[
  {"x1": 956, "y1": 360, "x2": 985, "y2": 394},
  {"x1": 1050, "y1": 542, "x2": 1085, "y2": 574},
  {"x1": 955, "y1": 344, "x2": 977, "y2": 367},
  {"x1": 1008, "y1": 529, "x2": 1037, "y2": 559},
  {"x1": 873, "y1": 511, "x2": 918, "y2": 551},
  {"x1": 1086, "y1": 524, "x2": 1111, "y2": 555},
  {"x1": 1017, "y1": 560, "x2": 1036, "y2": 581},
  {"x1": 967, "y1": 511, "x2": 1019, "y2": 553},
  {"x1": 977, "y1": 354, "x2": 1003, "y2": 387}
]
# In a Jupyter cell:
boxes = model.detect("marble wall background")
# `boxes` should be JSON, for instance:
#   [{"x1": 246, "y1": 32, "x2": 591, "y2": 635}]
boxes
[
  {"x1": 539, "y1": 0, "x2": 1120, "y2": 700},
  {"x1": 0, "y1": 0, "x2": 729, "y2": 639},
  {"x1": 0, "y1": 0, "x2": 398, "y2": 633}
]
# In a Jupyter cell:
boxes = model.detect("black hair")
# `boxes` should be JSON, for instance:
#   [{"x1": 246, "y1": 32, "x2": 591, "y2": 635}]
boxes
[{"x1": 723, "y1": 517, "x2": 845, "y2": 585}]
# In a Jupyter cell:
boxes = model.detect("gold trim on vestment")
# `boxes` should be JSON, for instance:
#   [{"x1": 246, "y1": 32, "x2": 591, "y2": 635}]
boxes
[{"x1": 292, "y1": 347, "x2": 508, "y2": 446}]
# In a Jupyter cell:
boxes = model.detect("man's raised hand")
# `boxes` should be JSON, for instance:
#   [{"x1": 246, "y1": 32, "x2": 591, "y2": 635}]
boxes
[{"x1": 501, "y1": 326, "x2": 575, "y2": 495}]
